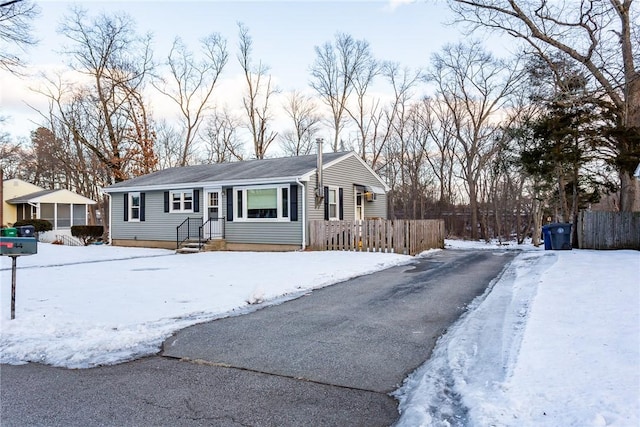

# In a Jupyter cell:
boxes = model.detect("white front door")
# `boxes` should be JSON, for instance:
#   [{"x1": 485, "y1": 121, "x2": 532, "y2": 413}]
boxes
[{"x1": 204, "y1": 189, "x2": 222, "y2": 239}]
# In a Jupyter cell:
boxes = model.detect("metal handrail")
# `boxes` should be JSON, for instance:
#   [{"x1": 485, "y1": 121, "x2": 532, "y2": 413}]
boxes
[
  {"x1": 198, "y1": 217, "x2": 225, "y2": 247},
  {"x1": 176, "y1": 217, "x2": 203, "y2": 249},
  {"x1": 58, "y1": 234, "x2": 83, "y2": 247}
]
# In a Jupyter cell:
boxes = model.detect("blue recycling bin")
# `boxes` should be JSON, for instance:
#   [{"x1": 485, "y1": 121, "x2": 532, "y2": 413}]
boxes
[
  {"x1": 543, "y1": 223, "x2": 572, "y2": 250},
  {"x1": 541, "y1": 225, "x2": 552, "y2": 250}
]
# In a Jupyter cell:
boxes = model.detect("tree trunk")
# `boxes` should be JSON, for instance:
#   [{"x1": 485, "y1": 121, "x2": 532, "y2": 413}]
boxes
[{"x1": 620, "y1": 171, "x2": 640, "y2": 212}]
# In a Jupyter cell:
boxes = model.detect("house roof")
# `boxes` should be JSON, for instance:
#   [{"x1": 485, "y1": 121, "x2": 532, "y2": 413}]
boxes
[
  {"x1": 103, "y1": 151, "x2": 362, "y2": 192},
  {"x1": 6, "y1": 188, "x2": 97, "y2": 205}
]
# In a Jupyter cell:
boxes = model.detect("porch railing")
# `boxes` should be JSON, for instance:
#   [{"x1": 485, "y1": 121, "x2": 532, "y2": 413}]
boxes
[
  {"x1": 176, "y1": 217, "x2": 226, "y2": 249},
  {"x1": 199, "y1": 217, "x2": 225, "y2": 247},
  {"x1": 176, "y1": 217, "x2": 203, "y2": 249}
]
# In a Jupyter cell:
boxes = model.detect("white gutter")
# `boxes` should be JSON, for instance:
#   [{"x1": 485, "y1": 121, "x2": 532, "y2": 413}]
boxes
[
  {"x1": 101, "y1": 175, "x2": 306, "y2": 194},
  {"x1": 296, "y1": 178, "x2": 306, "y2": 251}
]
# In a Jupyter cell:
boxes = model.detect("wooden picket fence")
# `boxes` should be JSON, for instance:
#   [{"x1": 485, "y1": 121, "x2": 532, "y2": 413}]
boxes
[
  {"x1": 308, "y1": 219, "x2": 445, "y2": 255},
  {"x1": 576, "y1": 211, "x2": 640, "y2": 250}
]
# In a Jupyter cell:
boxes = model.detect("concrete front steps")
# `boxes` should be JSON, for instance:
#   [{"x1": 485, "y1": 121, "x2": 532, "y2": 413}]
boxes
[{"x1": 176, "y1": 239, "x2": 226, "y2": 254}]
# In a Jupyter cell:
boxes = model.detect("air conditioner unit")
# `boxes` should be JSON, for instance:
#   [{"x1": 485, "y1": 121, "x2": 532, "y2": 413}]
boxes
[{"x1": 364, "y1": 191, "x2": 376, "y2": 202}]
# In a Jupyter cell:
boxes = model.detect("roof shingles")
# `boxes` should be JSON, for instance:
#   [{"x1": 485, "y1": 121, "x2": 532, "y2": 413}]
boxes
[{"x1": 105, "y1": 152, "x2": 349, "y2": 190}]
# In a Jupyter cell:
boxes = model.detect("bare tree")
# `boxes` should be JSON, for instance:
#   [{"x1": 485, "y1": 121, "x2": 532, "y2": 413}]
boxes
[
  {"x1": 429, "y1": 42, "x2": 524, "y2": 239},
  {"x1": 280, "y1": 90, "x2": 321, "y2": 156},
  {"x1": 423, "y1": 96, "x2": 458, "y2": 213},
  {"x1": 0, "y1": 120, "x2": 27, "y2": 179},
  {"x1": 344, "y1": 51, "x2": 379, "y2": 159},
  {"x1": 201, "y1": 108, "x2": 244, "y2": 163},
  {"x1": 370, "y1": 62, "x2": 423, "y2": 172},
  {"x1": 237, "y1": 22, "x2": 278, "y2": 159},
  {"x1": 0, "y1": 0, "x2": 38, "y2": 73},
  {"x1": 449, "y1": 0, "x2": 640, "y2": 211},
  {"x1": 43, "y1": 7, "x2": 155, "y2": 183},
  {"x1": 153, "y1": 33, "x2": 228, "y2": 166},
  {"x1": 310, "y1": 33, "x2": 376, "y2": 152},
  {"x1": 154, "y1": 119, "x2": 184, "y2": 169}
]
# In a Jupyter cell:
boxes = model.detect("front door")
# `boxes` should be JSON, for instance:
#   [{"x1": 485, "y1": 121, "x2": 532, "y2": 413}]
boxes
[{"x1": 204, "y1": 189, "x2": 222, "y2": 239}]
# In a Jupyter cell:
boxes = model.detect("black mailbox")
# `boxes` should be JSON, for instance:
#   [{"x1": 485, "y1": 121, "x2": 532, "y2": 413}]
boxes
[
  {"x1": 0, "y1": 237, "x2": 38, "y2": 256},
  {"x1": 16, "y1": 225, "x2": 35, "y2": 237}
]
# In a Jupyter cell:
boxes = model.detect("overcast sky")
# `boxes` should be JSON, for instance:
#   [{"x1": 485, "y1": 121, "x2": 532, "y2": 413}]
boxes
[{"x1": 0, "y1": 0, "x2": 512, "y2": 145}]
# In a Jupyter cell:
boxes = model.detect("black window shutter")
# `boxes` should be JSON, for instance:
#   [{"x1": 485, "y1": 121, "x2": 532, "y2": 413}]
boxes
[
  {"x1": 193, "y1": 189, "x2": 200, "y2": 212},
  {"x1": 226, "y1": 188, "x2": 233, "y2": 221},
  {"x1": 323, "y1": 186, "x2": 329, "y2": 220},
  {"x1": 290, "y1": 184, "x2": 298, "y2": 222},
  {"x1": 123, "y1": 193, "x2": 129, "y2": 221},
  {"x1": 140, "y1": 193, "x2": 145, "y2": 222},
  {"x1": 339, "y1": 188, "x2": 344, "y2": 220},
  {"x1": 164, "y1": 192, "x2": 169, "y2": 213}
]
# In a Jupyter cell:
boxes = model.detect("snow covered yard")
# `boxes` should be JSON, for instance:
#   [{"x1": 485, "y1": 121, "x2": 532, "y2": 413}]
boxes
[
  {"x1": 1, "y1": 241, "x2": 638, "y2": 426},
  {"x1": 0, "y1": 244, "x2": 412, "y2": 368},
  {"x1": 395, "y1": 245, "x2": 639, "y2": 427}
]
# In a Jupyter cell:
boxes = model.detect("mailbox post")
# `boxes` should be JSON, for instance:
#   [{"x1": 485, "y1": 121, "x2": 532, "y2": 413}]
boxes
[{"x1": 1, "y1": 226, "x2": 38, "y2": 320}]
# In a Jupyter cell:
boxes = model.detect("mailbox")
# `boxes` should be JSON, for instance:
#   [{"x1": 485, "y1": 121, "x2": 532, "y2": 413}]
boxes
[
  {"x1": 16, "y1": 225, "x2": 35, "y2": 237},
  {"x1": 0, "y1": 237, "x2": 38, "y2": 256}
]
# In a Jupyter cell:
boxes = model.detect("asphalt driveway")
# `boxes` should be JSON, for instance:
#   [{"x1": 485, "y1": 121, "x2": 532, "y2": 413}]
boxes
[{"x1": 1, "y1": 249, "x2": 517, "y2": 426}]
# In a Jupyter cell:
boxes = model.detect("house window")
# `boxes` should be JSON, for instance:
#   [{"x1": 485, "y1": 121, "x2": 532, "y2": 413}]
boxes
[
  {"x1": 355, "y1": 192, "x2": 364, "y2": 221},
  {"x1": 170, "y1": 191, "x2": 193, "y2": 213},
  {"x1": 247, "y1": 188, "x2": 277, "y2": 218},
  {"x1": 282, "y1": 187, "x2": 289, "y2": 218},
  {"x1": 129, "y1": 192, "x2": 141, "y2": 221},
  {"x1": 234, "y1": 185, "x2": 291, "y2": 221},
  {"x1": 328, "y1": 186, "x2": 339, "y2": 220},
  {"x1": 237, "y1": 190, "x2": 243, "y2": 219}
]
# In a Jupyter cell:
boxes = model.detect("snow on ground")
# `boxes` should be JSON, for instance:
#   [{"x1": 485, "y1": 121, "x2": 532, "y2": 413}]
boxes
[
  {"x1": 395, "y1": 242, "x2": 640, "y2": 427},
  {"x1": 1, "y1": 240, "x2": 638, "y2": 426},
  {"x1": 0, "y1": 243, "x2": 412, "y2": 368}
]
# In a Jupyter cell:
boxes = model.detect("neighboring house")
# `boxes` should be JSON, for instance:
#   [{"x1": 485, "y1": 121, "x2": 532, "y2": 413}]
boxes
[
  {"x1": 2, "y1": 178, "x2": 97, "y2": 240},
  {"x1": 102, "y1": 151, "x2": 389, "y2": 251}
]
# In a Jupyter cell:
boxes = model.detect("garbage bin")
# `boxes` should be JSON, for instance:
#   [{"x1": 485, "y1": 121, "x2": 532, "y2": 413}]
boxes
[
  {"x1": 1, "y1": 227, "x2": 17, "y2": 237},
  {"x1": 541, "y1": 225, "x2": 552, "y2": 250},
  {"x1": 545, "y1": 223, "x2": 572, "y2": 250}
]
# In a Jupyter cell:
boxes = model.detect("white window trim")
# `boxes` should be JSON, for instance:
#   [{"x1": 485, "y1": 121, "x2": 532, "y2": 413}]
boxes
[
  {"x1": 169, "y1": 190, "x2": 194, "y2": 213},
  {"x1": 129, "y1": 192, "x2": 141, "y2": 222},
  {"x1": 233, "y1": 184, "x2": 290, "y2": 222},
  {"x1": 328, "y1": 185, "x2": 340, "y2": 221},
  {"x1": 354, "y1": 190, "x2": 364, "y2": 221}
]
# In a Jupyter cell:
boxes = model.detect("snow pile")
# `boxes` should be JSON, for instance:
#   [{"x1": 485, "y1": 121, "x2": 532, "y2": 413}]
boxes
[{"x1": 394, "y1": 246, "x2": 640, "y2": 427}]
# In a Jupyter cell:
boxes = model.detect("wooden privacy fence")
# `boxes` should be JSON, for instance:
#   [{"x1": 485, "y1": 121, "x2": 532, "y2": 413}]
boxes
[
  {"x1": 577, "y1": 211, "x2": 640, "y2": 250},
  {"x1": 309, "y1": 219, "x2": 445, "y2": 255}
]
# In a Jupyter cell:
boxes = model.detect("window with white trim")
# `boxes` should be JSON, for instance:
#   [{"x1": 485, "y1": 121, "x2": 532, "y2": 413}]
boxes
[
  {"x1": 328, "y1": 186, "x2": 339, "y2": 220},
  {"x1": 170, "y1": 190, "x2": 193, "y2": 213},
  {"x1": 129, "y1": 192, "x2": 141, "y2": 222},
  {"x1": 234, "y1": 185, "x2": 290, "y2": 221}
]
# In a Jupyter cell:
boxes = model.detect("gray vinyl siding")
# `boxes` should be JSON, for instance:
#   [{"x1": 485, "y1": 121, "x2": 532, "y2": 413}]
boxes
[
  {"x1": 305, "y1": 155, "x2": 388, "y2": 223},
  {"x1": 111, "y1": 189, "x2": 204, "y2": 241},
  {"x1": 224, "y1": 184, "x2": 303, "y2": 245}
]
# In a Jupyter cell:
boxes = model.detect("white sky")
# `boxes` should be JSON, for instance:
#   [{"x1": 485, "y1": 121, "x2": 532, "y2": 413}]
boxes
[
  {"x1": 1, "y1": 240, "x2": 637, "y2": 425},
  {"x1": 0, "y1": 0, "x2": 513, "y2": 147}
]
